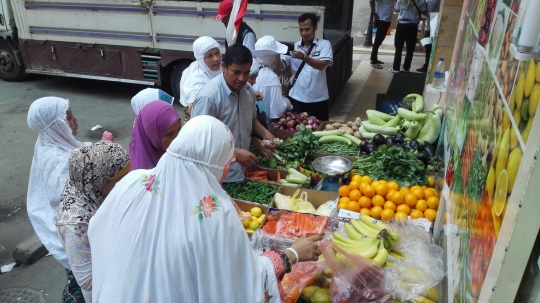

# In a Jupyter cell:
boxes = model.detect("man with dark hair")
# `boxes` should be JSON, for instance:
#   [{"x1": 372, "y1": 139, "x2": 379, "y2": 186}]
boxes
[
  {"x1": 281, "y1": 13, "x2": 333, "y2": 121},
  {"x1": 191, "y1": 44, "x2": 275, "y2": 183},
  {"x1": 214, "y1": 0, "x2": 256, "y2": 51}
]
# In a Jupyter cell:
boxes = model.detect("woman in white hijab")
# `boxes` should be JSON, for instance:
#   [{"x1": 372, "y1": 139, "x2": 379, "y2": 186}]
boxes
[
  {"x1": 89, "y1": 115, "x2": 321, "y2": 303},
  {"x1": 131, "y1": 88, "x2": 174, "y2": 115},
  {"x1": 179, "y1": 36, "x2": 222, "y2": 123},
  {"x1": 27, "y1": 97, "x2": 87, "y2": 302}
]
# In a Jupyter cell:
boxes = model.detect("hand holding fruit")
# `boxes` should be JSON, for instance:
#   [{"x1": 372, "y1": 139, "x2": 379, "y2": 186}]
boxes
[
  {"x1": 234, "y1": 148, "x2": 258, "y2": 168},
  {"x1": 289, "y1": 234, "x2": 323, "y2": 262}
]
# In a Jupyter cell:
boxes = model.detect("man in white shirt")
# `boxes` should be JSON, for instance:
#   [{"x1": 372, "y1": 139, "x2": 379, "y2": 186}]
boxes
[
  {"x1": 370, "y1": 0, "x2": 395, "y2": 69},
  {"x1": 281, "y1": 13, "x2": 333, "y2": 121},
  {"x1": 214, "y1": 0, "x2": 256, "y2": 52}
]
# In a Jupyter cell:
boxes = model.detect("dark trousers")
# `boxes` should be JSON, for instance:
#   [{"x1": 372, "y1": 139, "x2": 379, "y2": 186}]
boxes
[
  {"x1": 423, "y1": 30, "x2": 432, "y2": 68},
  {"x1": 364, "y1": 13, "x2": 374, "y2": 45},
  {"x1": 289, "y1": 97, "x2": 329, "y2": 121},
  {"x1": 393, "y1": 23, "x2": 419, "y2": 71},
  {"x1": 370, "y1": 20, "x2": 392, "y2": 63}
]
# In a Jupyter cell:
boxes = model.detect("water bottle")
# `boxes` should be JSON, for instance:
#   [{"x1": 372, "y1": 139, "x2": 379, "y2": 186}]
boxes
[{"x1": 433, "y1": 58, "x2": 445, "y2": 88}]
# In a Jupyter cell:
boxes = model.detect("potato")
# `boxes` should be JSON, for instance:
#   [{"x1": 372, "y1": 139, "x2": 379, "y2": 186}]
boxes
[
  {"x1": 332, "y1": 123, "x2": 342, "y2": 128},
  {"x1": 352, "y1": 125, "x2": 359, "y2": 131},
  {"x1": 354, "y1": 121, "x2": 361, "y2": 127},
  {"x1": 346, "y1": 121, "x2": 353, "y2": 127},
  {"x1": 354, "y1": 131, "x2": 361, "y2": 138},
  {"x1": 343, "y1": 127, "x2": 354, "y2": 135},
  {"x1": 325, "y1": 124, "x2": 335, "y2": 130}
]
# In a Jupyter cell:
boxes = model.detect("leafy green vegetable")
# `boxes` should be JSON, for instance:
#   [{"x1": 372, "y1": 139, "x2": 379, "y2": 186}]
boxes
[
  {"x1": 275, "y1": 125, "x2": 320, "y2": 163},
  {"x1": 466, "y1": 146, "x2": 485, "y2": 201},
  {"x1": 353, "y1": 145, "x2": 428, "y2": 187},
  {"x1": 317, "y1": 142, "x2": 359, "y2": 157}
]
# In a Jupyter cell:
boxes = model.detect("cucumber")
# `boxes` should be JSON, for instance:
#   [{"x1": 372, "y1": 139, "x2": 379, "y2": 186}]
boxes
[
  {"x1": 366, "y1": 110, "x2": 393, "y2": 121},
  {"x1": 287, "y1": 168, "x2": 309, "y2": 182},
  {"x1": 361, "y1": 122, "x2": 398, "y2": 136},
  {"x1": 319, "y1": 135, "x2": 352, "y2": 145},
  {"x1": 359, "y1": 126, "x2": 376, "y2": 140},
  {"x1": 312, "y1": 130, "x2": 345, "y2": 137},
  {"x1": 342, "y1": 134, "x2": 361, "y2": 145},
  {"x1": 397, "y1": 108, "x2": 427, "y2": 121}
]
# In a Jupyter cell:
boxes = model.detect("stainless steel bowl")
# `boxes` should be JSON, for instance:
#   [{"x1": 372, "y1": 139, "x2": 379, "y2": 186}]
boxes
[{"x1": 312, "y1": 156, "x2": 353, "y2": 177}]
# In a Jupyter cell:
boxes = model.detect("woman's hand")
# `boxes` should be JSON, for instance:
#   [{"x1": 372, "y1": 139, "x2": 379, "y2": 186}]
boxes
[
  {"x1": 255, "y1": 91, "x2": 263, "y2": 101},
  {"x1": 288, "y1": 234, "x2": 323, "y2": 263},
  {"x1": 252, "y1": 138, "x2": 274, "y2": 158}
]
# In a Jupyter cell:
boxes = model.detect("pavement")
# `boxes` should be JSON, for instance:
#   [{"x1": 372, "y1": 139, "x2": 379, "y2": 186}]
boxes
[{"x1": 0, "y1": 0, "x2": 429, "y2": 301}]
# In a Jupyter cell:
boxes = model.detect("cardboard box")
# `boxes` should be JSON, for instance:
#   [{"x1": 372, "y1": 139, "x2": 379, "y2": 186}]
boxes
[{"x1": 275, "y1": 186, "x2": 339, "y2": 210}]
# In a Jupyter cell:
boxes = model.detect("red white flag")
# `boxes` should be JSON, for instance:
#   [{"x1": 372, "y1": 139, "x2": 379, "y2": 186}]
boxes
[{"x1": 226, "y1": 0, "x2": 248, "y2": 46}]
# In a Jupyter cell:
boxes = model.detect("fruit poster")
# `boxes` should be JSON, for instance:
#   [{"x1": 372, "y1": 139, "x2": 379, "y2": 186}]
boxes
[{"x1": 440, "y1": 0, "x2": 540, "y2": 301}]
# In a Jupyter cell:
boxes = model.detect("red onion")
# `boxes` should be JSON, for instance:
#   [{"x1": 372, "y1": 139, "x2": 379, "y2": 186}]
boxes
[
  {"x1": 289, "y1": 127, "x2": 295, "y2": 131},
  {"x1": 286, "y1": 117, "x2": 292, "y2": 121},
  {"x1": 279, "y1": 118, "x2": 286, "y2": 125},
  {"x1": 305, "y1": 124, "x2": 313, "y2": 130},
  {"x1": 307, "y1": 118, "x2": 315, "y2": 125},
  {"x1": 286, "y1": 121, "x2": 294, "y2": 128},
  {"x1": 295, "y1": 124, "x2": 301, "y2": 131},
  {"x1": 312, "y1": 123, "x2": 319, "y2": 129},
  {"x1": 290, "y1": 114, "x2": 297, "y2": 120},
  {"x1": 302, "y1": 120, "x2": 308, "y2": 125},
  {"x1": 299, "y1": 112, "x2": 309, "y2": 120}
]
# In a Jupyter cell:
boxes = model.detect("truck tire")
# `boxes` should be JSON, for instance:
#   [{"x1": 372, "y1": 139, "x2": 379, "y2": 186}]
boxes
[
  {"x1": 169, "y1": 60, "x2": 193, "y2": 103},
  {"x1": 0, "y1": 39, "x2": 25, "y2": 81}
]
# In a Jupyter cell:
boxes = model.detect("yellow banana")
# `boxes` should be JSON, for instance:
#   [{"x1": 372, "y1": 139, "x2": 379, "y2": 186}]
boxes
[
  {"x1": 509, "y1": 89, "x2": 516, "y2": 112},
  {"x1": 385, "y1": 261, "x2": 396, "y2": 267},
  {"x1": 351, "y1": 219, "x2": 380, "y2": 237},
  {"x1": 421, "y1": 286, "x2": 441, "y2": 302},
  {"x1": 388, "y1": 251, "x2": 403, "y2": 260},
  {"x1": 359, "y1": 214, "x2": 390, "y2": 231},
  {"x1": 495, "y1": 126, "x2": 510, "y2": 179},
  {"x1": 344, "y1": 223, "x2": 367, "y2": 241},
  {"x1": 335, "y1": 240, "x2": 379, "y2": 259},
  {"x1": 412, "y1": 295, "x2": 436, "y2": 303},
  {"x1": 525, "y1": 59, "x2": 536, "y2": 97},
  {"x1": 331, "y1": 237, "x2": 378, "y2": 250},
  {"x1": 515, "y1": 73, "x2": 525, "y2": 109},
  {"x1": 529, "y1": 83, "x2": 540, "y2": 117},
  {"x1": 503, "y1": 110, "x2": 510, "y2": 130},
  {"x1": 390, "y1": 249, "x2": 404, "y2": 257},
  {"x1": 332, "y1": 231, "x2": 373, "y2": 244},
  {"x1": 373, "y1": 241, "x2": 388, "y2": 266},
  {"x1": 506, "y1": 147, "x2": 523, "y2": 193},
  {"x1": 522, "y1": 117, "x2": 533, "y2": 144},
  {"x1": 537, "y1": 58, "x2": 540, "y2": 82}
]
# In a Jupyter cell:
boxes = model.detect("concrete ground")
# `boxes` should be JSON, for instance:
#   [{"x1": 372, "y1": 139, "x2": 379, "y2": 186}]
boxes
[{"x1": 0, "y1": 0, "x2": 428, "y2": 300}]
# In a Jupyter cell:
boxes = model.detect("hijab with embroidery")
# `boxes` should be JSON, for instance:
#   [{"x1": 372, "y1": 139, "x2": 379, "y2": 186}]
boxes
[
  {"x1": 179, "y1": 36, "x2": 222, "y2": 107},
  {"x1": 57, "y1": 141, "x2": 130, "y2": 226},
  {"x1": 88, "y1": 115, "x2": 281, "y2": 303},
  {"x1": 131, "y1": 88, "x2": 174, "y2": 116},
  {"x1": 129, "y1": 101, "x2": 181, "y2": 171},
  {"x1": 27, "y1": 97, "x2": 87, "y2": 269}
]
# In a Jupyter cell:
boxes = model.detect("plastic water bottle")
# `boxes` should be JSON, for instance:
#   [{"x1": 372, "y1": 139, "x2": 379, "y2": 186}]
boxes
[{"x1": 432, "y1": 58, "x2": 445, "y2": 88}]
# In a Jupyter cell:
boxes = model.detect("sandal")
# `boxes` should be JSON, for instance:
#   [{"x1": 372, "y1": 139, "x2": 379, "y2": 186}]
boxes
[{"x1": 371, "y1": 63, "x2": 383, "y2": 69}]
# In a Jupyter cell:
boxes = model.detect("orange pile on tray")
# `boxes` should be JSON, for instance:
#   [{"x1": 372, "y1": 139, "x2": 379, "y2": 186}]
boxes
[{"x1": 337, "y1": 175, "x2": 439, "y2": 222}]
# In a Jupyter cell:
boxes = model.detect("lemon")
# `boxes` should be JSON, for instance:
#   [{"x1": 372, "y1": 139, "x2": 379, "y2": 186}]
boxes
[
  {"x1": 246, "y1": 211, "x2": 252, "y2": 216},
  {"x1": 251, "y1": 216, "x2": 258, "y2": 221},
  {"x1": 257, "y1": 217, "x2": 265, "y2": 224},
  {"x1": 249, "y1": 221, "x2": 260, "y2": 231},
  {"x1": 246, "y1": 229, "x2": 255, "y2": 233},
  {"x1": 259, "y1": 214, "x2": 266, "y2": 221},
  {"x1": 493, "y1": 169, "x2": 508, "y2": 216},
  {"x1": 241, "y1": 218, "x2": 252, "y2": 228},
  {"x1": 250, "y1": 207, "x2": 263, "y2": 217}
]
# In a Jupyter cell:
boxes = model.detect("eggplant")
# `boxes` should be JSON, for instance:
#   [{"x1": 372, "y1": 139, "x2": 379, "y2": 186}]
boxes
[
  {"x1": 366, "y1": 143, "x2": 378, "y2": 153},
  {"x1": 409, "y1": 139, "x2": 422, "y2": 152},
  {"x1": 360, "y1": 151, "x2": 369, "y2": 157},
  {"x1": 394, "y1": 133, "x2": 406, "y2": 144},
  {"x1": 385, "y1": 136, "x2": 394, "y2": 145},
  {"x1": 372, "y1": 134, "x2": 386, "y2": 146},
  {"x1": 402, "y1": 143, "x2": 415, "y2": 151},
  {"x1": 360, "y1": 140, "x2": 369, "y2": 152},
  {"x1": 423, "y1": 144, "x2": 435, "y2": 157},
  {"x1": 419, "y1": 150, "x2": 431, "y2": 163}
]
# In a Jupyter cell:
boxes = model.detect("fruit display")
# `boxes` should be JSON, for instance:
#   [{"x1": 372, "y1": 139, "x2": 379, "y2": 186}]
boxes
[
  {"x1": 298, "y1": 270, "x2": 334, "y2": 303},
  {"x1": 337, "y1": 175, "x2": 439, "y2": 222},
  {"x1": 510, "y1": 59, "x2": 539, "y2": 145},
  {"x1": 240, "y1": 207, "x2": 266, "y2": 234},
  {"x1": 271, "y1": 111, "x2": 321, "y2": 131}
]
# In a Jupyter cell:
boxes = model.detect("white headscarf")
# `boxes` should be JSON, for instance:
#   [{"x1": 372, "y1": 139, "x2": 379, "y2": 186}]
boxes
[
  {"x1": 179, "y1": 37, "x2": 222, "y2": 107},
  {"x1": 88, "y1": 115, "x2": 280, "y2": 303},
  {"x1": 131, "y1": 88, "x2": 174, "y2": 115},
  {"x1": 26, "y1": 97, "x2": 86, "y2": 269}
]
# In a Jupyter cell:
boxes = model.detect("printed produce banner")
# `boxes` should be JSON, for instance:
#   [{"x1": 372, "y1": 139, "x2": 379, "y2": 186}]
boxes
[{"x1": 440, "y1": 0, "x2": 540, "y2": 301}]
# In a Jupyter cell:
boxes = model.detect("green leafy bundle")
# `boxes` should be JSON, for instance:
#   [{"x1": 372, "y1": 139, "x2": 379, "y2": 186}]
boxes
[
  {"x1": 276, "y1": 125, "x2": 320, "y2": 163},
  {"x1": 353, "y1": 145, "x2": 428, "y2": 187}
]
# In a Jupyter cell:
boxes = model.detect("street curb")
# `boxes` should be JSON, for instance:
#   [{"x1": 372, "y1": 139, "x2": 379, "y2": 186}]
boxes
[{"x1": 12, "y1": 236, "x2": 48, "y2": 265}]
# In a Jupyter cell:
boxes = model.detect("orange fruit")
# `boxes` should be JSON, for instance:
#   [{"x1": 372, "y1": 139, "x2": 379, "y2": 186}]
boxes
[
  {"x1": 386, "y1": 189, "x2": 396, "y2": 201},
  {"x1": 415, "y1": 199, "x2": 428, "y2": 211},
  {"x1": 411, "y1": 187, "x2": 425, "y2": 200},
  {"x1": 359, "y1": 196, "x2": 372, "y2": 208},
  {"x1": 371, "y1": 206, "x2": 383, "y2": 218},
  {"x1": 362, "y1": 185, "x2": 376, "y2": 198},
  {"x1": 359, "y1": 182, "x2": 369, "y2": 192},
  {"x1": 427, "y1": 196, "x2": 440, "y2": 209},
  {"x1": 424, "y1": 209, "x2": 437, "y2": 222},
  {"x1": 372, "y1": 180, "x2": 380, "y2": 188},
  {"x1": 348, "y1": 180, "x2": 360, "y2": 190},
  {"x1": 411, "y1": 185, "x2": 421, "y2": 191},
  {"x1": 383, "y1": 201, "x2": 397, "y2": 211},
  {"x1": 338, "y1": 185, "x2": 351, "y2": 197},
  {"x1": 395, "y1": 211, "x2": 409, "y2": 221},
  {"x1": 360, "y1": 208, "x2": 371, "y2": 216},
  {"x1": 338, "y1": 201, "x2": 348, "y2": 209},
  {"x1": 400, "y1": 187, "x2": 410, "y2": 194},
  {"x1": 360, "y1": 176, "x2": 372, "y2": 184},
  {"x1": 339, "y1": 197, "x2": 351, "y2": 204},
  {"x1": 404, "y1": 193, "x2": 418, "y2": 207},
  {"x1": 424, "y1": 188, "x2": 437, "y2": 199},
  {"x1": 349, "y1": 189, "x2": 361, "y2": 202},
  {"x1": 372, "y1": 195, "x2": 385, "y2": 207},
  {"x1": 422, "y1": 185, "x2": 427, "y2": 189},
  {"x1": 378, "y1": 179, "x2": 388, "y2": 185},
  {"x1": 381, "y1": 208, "x2": 395, "y2": 221},
  {"x1": 396, "y1": 204, "x2": 411, "y2": 215},
  {"x1": 428, "y1": 176, "x2": 435, "y2": 187},
  {"x1": 347, "y1": 201, "x2": 361, "y2": 213},
  {"x1": 375, "y1": 183, "x2": 388, "y2": 196},
  {"x1": 387, "y1": 181, "x2": 399, "y2": 191},
  {"x1": 391, "y1": 191, "x2": 405, "y2": 205},
  {"x1": 410, "y1": 209, "x2": 424, "y2": 219},
  {"x1": 351, "y1": 175, "x2": 362, "y2": 182}
]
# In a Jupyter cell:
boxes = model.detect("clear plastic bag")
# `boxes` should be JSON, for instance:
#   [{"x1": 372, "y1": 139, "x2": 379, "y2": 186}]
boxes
[
  {"x1": 281, "y1": 261, "x2": 320, "y2": 303},
  {"x1": 320, "y1": 240, "x2": 393, "y2": 303},
  {"x1": 251, "y1": 229, "x2": 295, "y2": 255},
  {"x1": 232, "y1": 200, "x2": 253, "y2": 223}
]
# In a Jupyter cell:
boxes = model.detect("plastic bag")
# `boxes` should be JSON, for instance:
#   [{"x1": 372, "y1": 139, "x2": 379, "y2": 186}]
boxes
[
  {"x1": 271, "y1": 210, "x2": 329, "y2": 238},
  {"x1": 281, "y1": 261, "x2": 320, "y2": 303},
  {"x1": 251, "y1": 229, "x2": 295, "y2": 255},
  {"x1": 292, "y1": 192, "x2": 316, "y2": 214},
  {"x1": 275, "y1": 192, "x2": 294, "y2": 210},
  {"x1": 232, "y1": 200, "x2": 253, "y2": 223},
  {"x1": 320, "y1": 240, "x2": 393, "y2": 303}
]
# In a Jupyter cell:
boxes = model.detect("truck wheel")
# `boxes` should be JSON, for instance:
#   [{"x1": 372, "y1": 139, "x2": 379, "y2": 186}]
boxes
[
  {"x1": 0, "y1": 39, "x2": 25, "y2": 81},
  {"x1": 169, "y1": 60, "x2": 193, "y2": 102}
]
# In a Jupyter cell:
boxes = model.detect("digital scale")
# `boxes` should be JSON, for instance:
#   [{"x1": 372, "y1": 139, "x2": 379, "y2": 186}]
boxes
[{"x1": 312, "y1": 156, "x2": 353, "y2": 192}]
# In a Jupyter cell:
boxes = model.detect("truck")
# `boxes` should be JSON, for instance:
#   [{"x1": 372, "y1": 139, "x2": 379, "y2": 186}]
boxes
[{"x1": 0, "y1": 0, "x2": 353, "y2": 105}]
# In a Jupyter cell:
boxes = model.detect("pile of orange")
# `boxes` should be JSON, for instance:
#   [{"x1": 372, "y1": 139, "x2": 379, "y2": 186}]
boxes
[{"x1": 338, "y1": 175, "x2": 439, "y2": 222}]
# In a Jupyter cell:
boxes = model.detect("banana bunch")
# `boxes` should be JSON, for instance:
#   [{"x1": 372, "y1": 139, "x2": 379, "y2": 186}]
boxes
[
  {"x1": 331, "y1": 215, "x2": 401, "y2": 266},
  {"x1": 385, "y1": 257, "x2": 441, "y2": 303}
]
